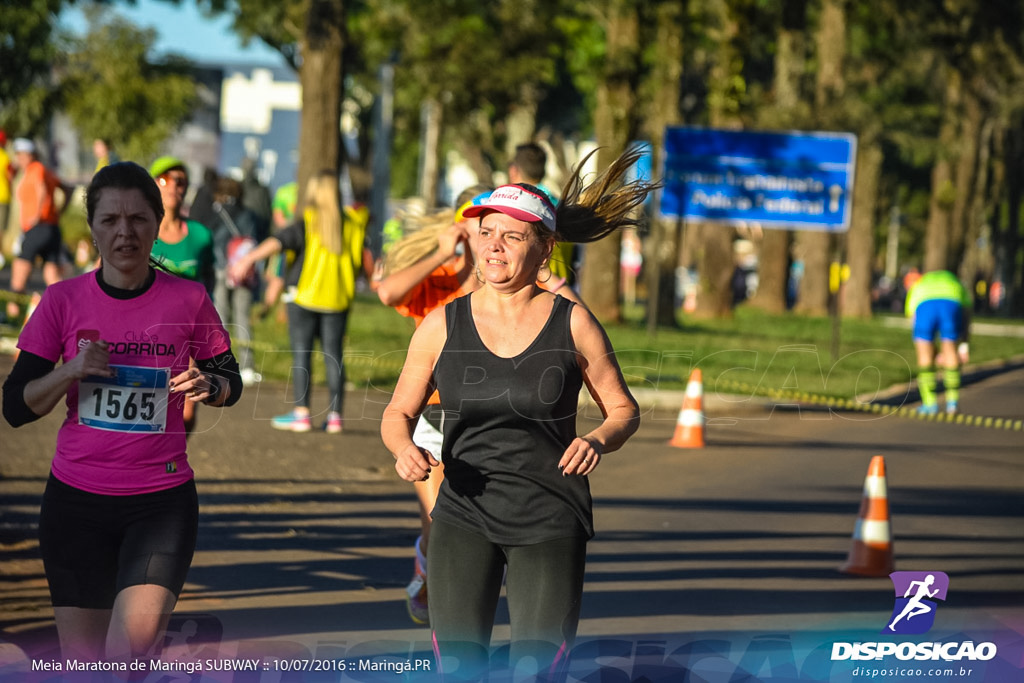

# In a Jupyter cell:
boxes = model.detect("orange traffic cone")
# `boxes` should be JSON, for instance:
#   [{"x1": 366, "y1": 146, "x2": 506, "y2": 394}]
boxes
[
  {"x1": 839, "y1": 455, "x2": 894, "y2": 576},
  {"x1": 669, "y1": 368, "x2": 705, "y2": 448},
  {"x1": 11, "y1": 292, "x2": 41, "y2": 362}
]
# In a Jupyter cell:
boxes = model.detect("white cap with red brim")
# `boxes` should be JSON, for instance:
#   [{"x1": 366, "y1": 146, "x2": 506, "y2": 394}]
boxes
[{"x1": 461, "y1": 184, "x2": 557, "y2": 232}]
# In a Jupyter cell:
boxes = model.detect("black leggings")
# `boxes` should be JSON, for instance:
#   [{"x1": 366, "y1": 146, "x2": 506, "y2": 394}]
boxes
[
  {"x1": 427, "y1": 519, "x2": 587, "y2": 679},
  {"x1": 39, "y1": 474, "x2": 198, "y2": 609}
]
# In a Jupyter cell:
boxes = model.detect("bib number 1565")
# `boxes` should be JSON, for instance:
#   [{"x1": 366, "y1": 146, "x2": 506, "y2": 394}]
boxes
[
  {"x1": 90, "y1": 387, "x2": 157, "y2": 422},
  {"x1": 78, "y1": 365, "x2": 170, "y2": 433}
]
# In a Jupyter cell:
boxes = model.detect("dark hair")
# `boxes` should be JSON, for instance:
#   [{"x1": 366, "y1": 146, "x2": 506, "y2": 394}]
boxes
[
  {"x1": 86, "y1": 161, "x2": 165, "y2": 225},
  {"x1": 215, "y1": 177, "x2": 243, "y2": 203},
  {"x1": 511, "y1": 143, "x2": 547, "y2": 184}
]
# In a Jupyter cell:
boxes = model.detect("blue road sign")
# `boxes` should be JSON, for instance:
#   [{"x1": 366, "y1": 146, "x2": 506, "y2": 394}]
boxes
[{"x1": 660, "y1": 127, "x2": 857, "y2": 232}]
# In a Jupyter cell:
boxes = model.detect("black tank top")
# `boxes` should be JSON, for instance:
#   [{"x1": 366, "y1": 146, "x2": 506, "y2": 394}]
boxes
[{"x1": 431, "y1": 294, "x2": 593, "y2": 544}]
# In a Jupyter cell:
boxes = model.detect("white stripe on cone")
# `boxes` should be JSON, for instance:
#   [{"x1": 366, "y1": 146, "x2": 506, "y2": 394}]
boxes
[
  {"x1": 678, "y1": 410, "x2": 704, "y2": 427},
  {"x1": 854, "y1": 519, "x2": 891, "y2": 545},
  {"x1": 864, "y1": 475, "x2": 888, "y2": 499}
]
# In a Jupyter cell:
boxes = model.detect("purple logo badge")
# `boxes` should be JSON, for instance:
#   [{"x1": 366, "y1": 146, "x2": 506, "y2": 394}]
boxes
[{"x1": 883, "y1": 571, "x2": 949, "y2": 634}]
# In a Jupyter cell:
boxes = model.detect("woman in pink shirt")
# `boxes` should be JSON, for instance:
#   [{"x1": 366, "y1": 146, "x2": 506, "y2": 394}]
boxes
[{"x1": 2, "y1": 162, "x2": 243, "y2": 663}]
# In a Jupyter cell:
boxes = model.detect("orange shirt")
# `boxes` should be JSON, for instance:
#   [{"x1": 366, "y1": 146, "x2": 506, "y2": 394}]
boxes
[
  {"x1": 17, "y1": 160, "x2": 61, "y2": 231},
  {"x1": 394, "y1": 262, "x2": 468, "y2": 327}
]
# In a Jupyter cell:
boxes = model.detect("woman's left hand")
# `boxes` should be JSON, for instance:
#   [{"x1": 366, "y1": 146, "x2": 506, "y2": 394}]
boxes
[
  {"x1": 559, "y1": 437, "x2": 602, "y2": 476},
  {"x1": 170, "y1": 368, "x2": 219, "y2": 403}
]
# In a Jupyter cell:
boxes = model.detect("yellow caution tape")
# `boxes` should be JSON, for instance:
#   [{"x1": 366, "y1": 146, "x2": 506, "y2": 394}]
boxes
[{"x1": 706, "y1": 377, "x2": 1023, "y2": 431}]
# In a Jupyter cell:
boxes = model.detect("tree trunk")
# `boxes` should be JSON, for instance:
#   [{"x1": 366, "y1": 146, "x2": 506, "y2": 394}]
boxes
[
  {"x1": 505, "y1": 81, "x2": 539, "y2": 160},
  {"x1": 643, "y1": 0, "x2": 685, "y2": 328},
  {"x1": 1001, "y1": 123, "x2": 1023, "y2": 315},
  {"x1": 959, "y1": 116, "x2": 995, "y2": 290},
  {"x1": 793, "y1": 231, "x2": 832, "y2": 316},
  {"x1": 815, "y1": 0, "x2": 845, "y2": 109},
  {"x1": 748, "y1": 0, "x2": 805, "y2": 314},
  {"x1": 297, "y1": 0, "x2": 346, "y2": 206},
  {"x1": 949, "y1": 88, "x2": 982, "y2": 269},
  {"x1": 924, "y1": 69, "x2": 962, "y2": 273},
  {"x1": 797, "y1": 0, "x2": 845, "y2": 316},
  {"x1": 580, "y1": 0, "x2": 639, "y2": 323},
  {"x1": 693, "y1": 225, "x2": 735, "y2": 318},
  {"x1": 844, "y1": 128, "x2": 882, "y2": 318},
  {"x1": 418, "y1": 96, "x2": 443, "y2": 206},
  {"x1": 748, "y1": 229, "x2": 791, "y2": 313},
  {"x1": 693, "y1": 0, "x2": 740, "y2": 318}
]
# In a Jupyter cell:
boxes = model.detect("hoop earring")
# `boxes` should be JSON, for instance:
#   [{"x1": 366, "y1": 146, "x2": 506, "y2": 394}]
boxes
[
  {"x1": 474, "y1": 265, "x2": 485, "y2": 283},
  {"x1": 538, "y1": 262, "x2": 553, "y2": 283}
]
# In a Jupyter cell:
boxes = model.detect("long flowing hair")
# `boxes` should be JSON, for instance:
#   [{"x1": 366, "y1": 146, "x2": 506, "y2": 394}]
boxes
[
  {"x1": 553, "y1": 145, "x2": 660, "y2": 243},
  {"x1": 305, "y1": 170, "x2": 343, "y2": 254},
  {"x1": 380, "y1": 183, "x2": 493, "y2": 277},
  {"x1": 380, "y1": 209, "x2": 457, "y2": 276}
]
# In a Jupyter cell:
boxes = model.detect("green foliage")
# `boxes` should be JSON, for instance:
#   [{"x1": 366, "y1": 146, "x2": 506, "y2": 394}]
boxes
[
  {"x1": 61, "y1": 8, "x2": 197, "y2": 162},
  {"x1": 0, "y1": 0, "x2": 65, "y2": 135},
  {"x1": 554, "y1": 9, "x2": 605, "y2": 121},
  {"x1": 220, "y1": 0, "x2": 304, "y2": 68},
  {"x1": 351, "y1": 0, "x2": 569, "y2": 191},
  {"x1": 29, "y1": 0, "x2": 1022, "y2": 314}
]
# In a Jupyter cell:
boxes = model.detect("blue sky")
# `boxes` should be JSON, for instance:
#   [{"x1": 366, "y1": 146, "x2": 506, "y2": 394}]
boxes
[{"x1": 61, "y1": 0, "x2": 282, "y2": 66}]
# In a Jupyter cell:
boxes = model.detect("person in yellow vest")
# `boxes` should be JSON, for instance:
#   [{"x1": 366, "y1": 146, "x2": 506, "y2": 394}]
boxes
[
  {"x1": 0, "y1": 130, "x2": 12, "y2": 260},
  {"x1": 229, "y1": 170, "x2": 367, "y2": 433}
]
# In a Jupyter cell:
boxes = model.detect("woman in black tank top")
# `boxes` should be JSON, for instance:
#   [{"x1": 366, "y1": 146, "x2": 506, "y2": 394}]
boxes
[{"x1": 382, "y1": 147, "x2": 658, "y2": 679}]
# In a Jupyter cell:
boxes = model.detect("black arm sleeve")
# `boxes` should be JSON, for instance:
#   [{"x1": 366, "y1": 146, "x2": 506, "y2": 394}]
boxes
[
  {"x1": 2, "y1": 351, "x2": 57, "y2": 428},
  {"x1": 196, "y1": 348, "x2": 243, "y2": 407}
]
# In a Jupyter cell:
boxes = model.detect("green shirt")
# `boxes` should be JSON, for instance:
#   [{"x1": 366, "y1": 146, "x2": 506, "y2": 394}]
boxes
[
  {"x1": 905, "y1": 270, "x2": 971, "y2": 317},
  {"x1": 151, "y1": 219, "x2": 215, "y2": 286}
]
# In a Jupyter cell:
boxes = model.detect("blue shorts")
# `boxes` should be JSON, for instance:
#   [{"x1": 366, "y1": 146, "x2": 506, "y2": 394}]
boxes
[{"x1": 912, "y1": 299, "x2": 963, "y2": 342}]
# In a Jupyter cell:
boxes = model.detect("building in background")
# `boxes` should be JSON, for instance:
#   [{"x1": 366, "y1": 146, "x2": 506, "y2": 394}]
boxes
[
  {"x1": 217, "y1": 64, "x2": 300, "y2": 190},
  {"x1": 50, "y1": 63, "x2": 300, "y2": 200}
]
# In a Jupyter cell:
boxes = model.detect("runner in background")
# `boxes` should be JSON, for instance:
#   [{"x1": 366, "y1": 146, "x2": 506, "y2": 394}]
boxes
[
  {"x1": 905, "y1": 269, "x2": 972, "y2": 415},
  {"x1": 229, "y1": 171, "x2": 367, "y2": 434},
  {"x1": 148, "y1": 156, "x2": 216, "y2": 437},
  {"x1": 261, "y1": 180, "x2": 298, "y2": 322},
  {"x1": 6, "y1": 138, "x2": 73, "y2": 321}
]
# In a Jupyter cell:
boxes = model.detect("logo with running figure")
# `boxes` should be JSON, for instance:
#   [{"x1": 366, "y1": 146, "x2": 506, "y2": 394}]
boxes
[{"x1": 884, "y1": 571, "x2": 949, "y2": 635}]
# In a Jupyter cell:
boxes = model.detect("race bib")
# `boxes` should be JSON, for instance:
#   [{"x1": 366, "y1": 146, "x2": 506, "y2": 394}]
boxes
[{"x1": 78, "y1": 365, "x2": 171, "y2": 433}]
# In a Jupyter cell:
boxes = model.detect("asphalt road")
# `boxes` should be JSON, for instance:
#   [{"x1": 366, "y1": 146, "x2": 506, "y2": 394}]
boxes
[{"x1": 1, "y1": 356, "x2": 1022, "y2": 682}]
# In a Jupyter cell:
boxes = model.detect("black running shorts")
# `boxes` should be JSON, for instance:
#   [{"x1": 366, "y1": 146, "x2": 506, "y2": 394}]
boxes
[
  {"x1": 18, "y1": 223, "x2": 64, "y2": 264},
  {"x1": 39, "y1": 474, "x2": 199, "y2": 609}
]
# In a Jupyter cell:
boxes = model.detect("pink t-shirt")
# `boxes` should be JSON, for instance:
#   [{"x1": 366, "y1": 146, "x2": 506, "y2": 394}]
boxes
[{"x1": 17, "y1": 270, "x2": 231, "y2": 495}]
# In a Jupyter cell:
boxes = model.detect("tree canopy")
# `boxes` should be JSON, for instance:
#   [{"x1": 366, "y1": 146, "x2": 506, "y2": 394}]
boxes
[{"x1": 4, "y1": 0, "x2": 1023, "y2": 319}]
